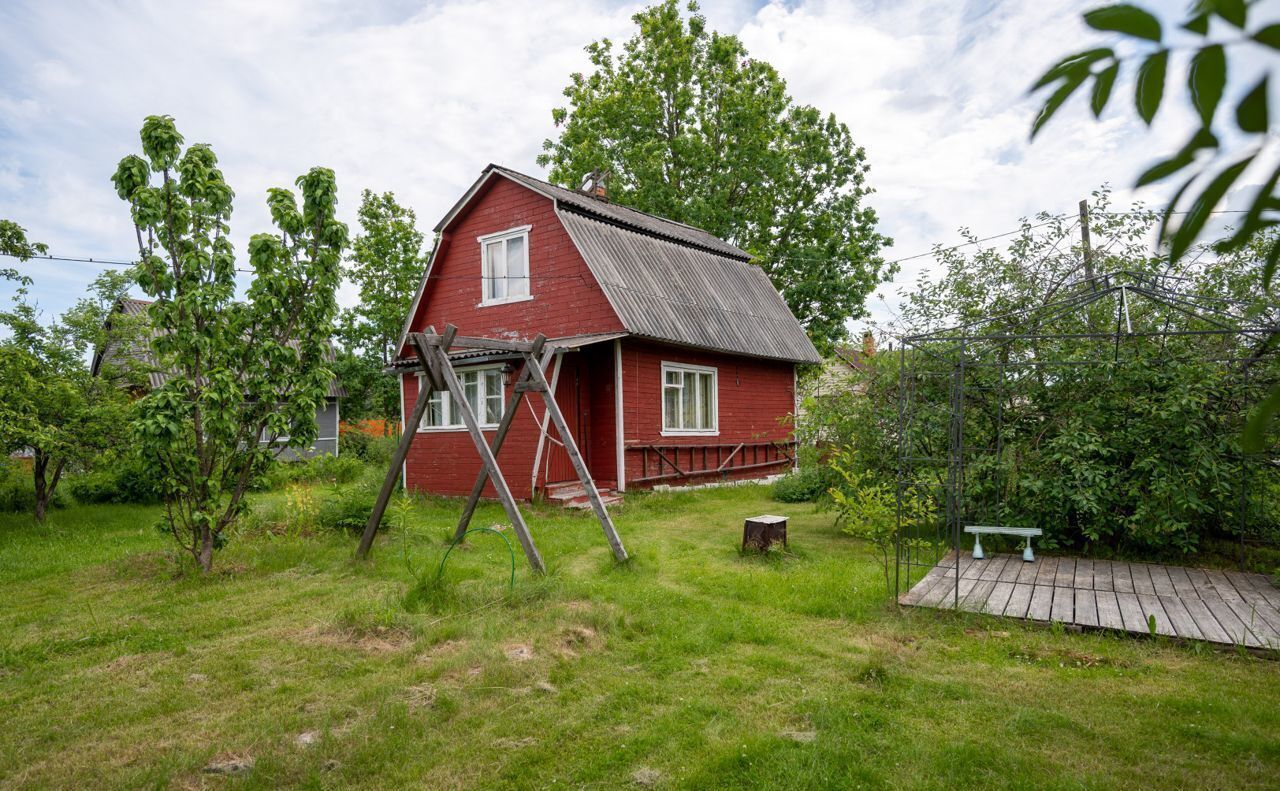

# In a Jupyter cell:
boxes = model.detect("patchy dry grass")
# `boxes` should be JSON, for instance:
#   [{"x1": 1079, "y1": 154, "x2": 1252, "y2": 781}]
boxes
[{"x1": 1, "y1": 484, "x2": 1278, "y2": 789}]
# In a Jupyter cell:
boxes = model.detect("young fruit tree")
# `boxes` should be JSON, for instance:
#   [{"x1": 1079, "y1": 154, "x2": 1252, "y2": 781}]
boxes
[
  {"x1": 335, "y1": 190, "x2": 428, "y2": 425},
  {"x1": 0, "y1": 272, "x2": 137, "y2": 521},
  {"x1": 111, "y1": 115, "x2": 347, "y2": 571}
]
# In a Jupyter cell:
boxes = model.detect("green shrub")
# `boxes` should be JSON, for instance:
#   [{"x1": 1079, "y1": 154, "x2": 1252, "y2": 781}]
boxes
[
  {"x1": 772, "y1": 466, "x2": 835, "y2": 503},
  {"x1": 264, "y1": 453, "x2": 365, "y2": 490},
  {"x1": 339, "y1": 430, "x2": 395, "y2": 466},
  {"x1": 65, "y1": 454, "x2": 164, "y2": 505},
  {"x1": 0, "y1": 460, "x2": 67, "y2": 514},
  {"x1": 318, "y1": 484, "x2": 381, "y2": 533}
]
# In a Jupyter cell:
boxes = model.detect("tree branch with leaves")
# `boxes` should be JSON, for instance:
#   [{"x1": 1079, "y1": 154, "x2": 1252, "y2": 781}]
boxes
[{"x1": 1029, "y1": 0, "x2": 1280, "y2": 446}]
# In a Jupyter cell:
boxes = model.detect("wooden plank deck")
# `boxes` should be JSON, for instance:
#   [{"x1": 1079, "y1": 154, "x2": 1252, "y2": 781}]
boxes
[{"x1": 901, "y1": 552, "x2": 1280, "y2": 649}]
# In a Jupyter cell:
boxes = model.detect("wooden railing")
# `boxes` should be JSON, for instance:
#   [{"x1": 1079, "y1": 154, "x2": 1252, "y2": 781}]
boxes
[{"x1": 629, "y1": 440, "x2": 795, "y2": 485}]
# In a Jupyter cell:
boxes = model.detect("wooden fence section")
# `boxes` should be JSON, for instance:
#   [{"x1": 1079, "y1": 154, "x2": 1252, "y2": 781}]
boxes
[
  {"x1": 902, "y1": 551, "x2": 1280, "y2": 649},
  {"x1": 629, "y1": 440, "x2": 795, "y2": 485}
]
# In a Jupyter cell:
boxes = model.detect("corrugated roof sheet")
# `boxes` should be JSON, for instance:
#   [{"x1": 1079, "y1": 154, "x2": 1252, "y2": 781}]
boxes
[
  {"x1": 479, "y1": 166, "x2": 751, "y2": 260},
  {"x1": 559, "y1": 211, "x2": 821, "y2": 364},
  {"x1": 95, "y1": 298, "x2": 346, "y2": 398}
]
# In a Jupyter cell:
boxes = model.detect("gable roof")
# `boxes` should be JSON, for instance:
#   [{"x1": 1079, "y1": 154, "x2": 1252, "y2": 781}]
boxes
[
  {"x1": 93, "y1": 298, "x2": 346, "y2": 398},
  {"x1": 400, "y1": 164, "x2": 819, "y2": 364},
  {"x1": 473, "y1": 165, "x2": 750, "y2": 260}
]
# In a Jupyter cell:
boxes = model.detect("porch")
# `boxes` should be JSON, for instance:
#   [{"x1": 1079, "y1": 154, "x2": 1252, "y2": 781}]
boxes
[{"x1": 901, "y1": 551, "x2": 1280, "y2": 649}]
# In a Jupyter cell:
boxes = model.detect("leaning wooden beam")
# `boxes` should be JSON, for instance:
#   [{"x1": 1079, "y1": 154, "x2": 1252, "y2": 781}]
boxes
[
  {"x1": 356, "y1": 324, "x2": 455, "y2": 559},
  {"x1": 523, "y1": 349, "x2": 629, "y2": 563},
  {"x1": 453, "y1": 337, "x2": 552, "y2": 541},
  {"x1": 418, "y1": 334, "x2": 540, "y2": 353},
  {"x1": 426, "y1": 330, "x2": 547, "y2": 574}
]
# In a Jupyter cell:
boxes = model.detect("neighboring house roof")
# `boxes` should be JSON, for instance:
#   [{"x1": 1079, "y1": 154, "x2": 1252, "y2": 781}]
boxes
[
  {"x1": 832, "y1": 345, "x2": 871, "y2": 372},
  {"x1": 93, "y1": 298, "x2": 346, "y2": 399},
  {"x1": 402, "y1": 164, "x2": 820, "y2": 365}
]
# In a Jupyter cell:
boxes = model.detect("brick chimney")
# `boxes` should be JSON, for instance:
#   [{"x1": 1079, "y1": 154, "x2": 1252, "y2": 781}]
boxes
[
  {"x1": 862, "y1": 330, "x2": 876, "y2": 358},
  {"x1": 581, "y1": 168, "x2": 610, "y2": 202}
]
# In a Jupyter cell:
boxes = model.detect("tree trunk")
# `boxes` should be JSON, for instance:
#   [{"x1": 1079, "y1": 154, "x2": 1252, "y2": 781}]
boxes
[
  {"x1": 32, "y1": 451, "x2": 48, "y2": 523},
  {"x1": 197, "y1": 526, "x2": 215, "y2": 572}
]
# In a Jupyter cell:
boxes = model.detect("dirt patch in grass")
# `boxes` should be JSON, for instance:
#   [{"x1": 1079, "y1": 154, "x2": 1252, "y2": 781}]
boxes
[
  {"x1": 298, "y1": 624, "x2": 412, "y2": 654},
  {"x1": 504, "y1": 643, "x2": 534, "y2": 662},
  {"x1": 417, "y1": 639, "x2": 467, "y2": 663},
  {"x1": 407, "y1": 682, "x2": 438, "y2": 709},
  {"x1": 557, "y1": 625, "x2": 599, "y2": 658}
]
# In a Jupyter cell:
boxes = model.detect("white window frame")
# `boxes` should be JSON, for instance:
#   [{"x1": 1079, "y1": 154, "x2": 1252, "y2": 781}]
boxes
[
  {"x1": 417, "y1": 364, "x2": 506, "y2": 432},
  {"x1": 661, "y1": 361, "x2": 718, "y2": 436},
  {"x1": 477, "y1": 225, "x2": 532, "y2": 306}
]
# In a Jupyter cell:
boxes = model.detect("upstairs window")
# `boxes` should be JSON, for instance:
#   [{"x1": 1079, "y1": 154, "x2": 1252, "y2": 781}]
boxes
[
  {"x1": 420, "y1": 367, "x2": 505, "y2": 430},
  {"x1": 661, "y1": 362, "x2": 717, "y2": 435},
  {"x1": 478, "y1": 226, "x2": 531, "y2": 305}
]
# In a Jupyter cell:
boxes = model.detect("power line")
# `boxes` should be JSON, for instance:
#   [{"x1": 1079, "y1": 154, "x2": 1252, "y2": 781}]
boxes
[{"x1": 0, "y1": 208, "x2": 1260, "y2": 279}]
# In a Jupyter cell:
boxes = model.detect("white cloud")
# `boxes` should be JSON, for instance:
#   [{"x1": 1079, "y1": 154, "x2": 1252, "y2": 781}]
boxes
[{"x1": 0, "y1": 0, "x2": 1262, "y2": 338}]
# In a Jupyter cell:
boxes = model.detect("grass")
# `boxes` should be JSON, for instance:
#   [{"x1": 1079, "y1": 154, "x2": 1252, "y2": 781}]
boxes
[{"x1": 1, "y1": 482, "x2": 1279, "y2": 789}]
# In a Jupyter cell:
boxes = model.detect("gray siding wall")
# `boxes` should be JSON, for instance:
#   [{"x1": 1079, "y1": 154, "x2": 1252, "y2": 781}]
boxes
[{"x1": 265, "y1": 398, "x2": 340, "y2": 460}]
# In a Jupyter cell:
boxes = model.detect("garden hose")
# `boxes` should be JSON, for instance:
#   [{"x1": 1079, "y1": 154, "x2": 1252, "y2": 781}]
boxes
[{"x1": 435, "y1": 527, "x2": 517, "y2": 591}]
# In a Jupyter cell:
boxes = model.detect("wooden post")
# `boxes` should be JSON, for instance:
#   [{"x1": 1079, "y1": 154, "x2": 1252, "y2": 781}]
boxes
[
  {"x1": 427, "y1": 328, "x2": 546, "y2": 574},
  {"x1": 523, "y1": 350, "x2": 629, "y2": 563},
  {"x1": 1080, "y1": 199, "x2": 1096, "y2": 291},
  {"x1": 529, "y1": 351, "x2": 564, "y2": 495},
  {"x1": 356, "y1": 324, "x2": 454, "y2": 559},
  {"x1": 453, "y1": 337, "x2": 552, "y2": 541}
]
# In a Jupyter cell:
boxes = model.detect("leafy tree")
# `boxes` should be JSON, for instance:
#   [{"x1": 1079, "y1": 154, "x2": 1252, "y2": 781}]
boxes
[
  {"x1": 539, "y1": 0, "x2": 891, "y2": 354},
  {"x1": 111, "y1": 115, "x2": 347, "y2": 572},
  {"x1": 0, "y1": 219, "x2": 48, "y2": 284},
  {"x1": 0, "y1": 272, "x2": 137, "y2": 521},
  {"x1": 801, "y1": 193, "x2": 1280, "y2": 556},
  {"x1": 336, "y1": 190, "x2": 428, "y2": 423},
  {"x1": 1028, "y1": 1, "x2": 1280, "y2": 445}
]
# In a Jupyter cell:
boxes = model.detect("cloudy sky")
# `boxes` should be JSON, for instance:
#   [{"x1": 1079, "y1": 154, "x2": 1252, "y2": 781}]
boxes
[{"x1": 0, "y1": 0, "x2": 1270, "y2": 335}]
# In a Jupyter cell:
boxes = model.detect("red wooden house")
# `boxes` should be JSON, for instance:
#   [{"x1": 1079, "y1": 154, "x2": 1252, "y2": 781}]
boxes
[{"x1": 394, "y1": 165, "x2": 820, "y2": 504}]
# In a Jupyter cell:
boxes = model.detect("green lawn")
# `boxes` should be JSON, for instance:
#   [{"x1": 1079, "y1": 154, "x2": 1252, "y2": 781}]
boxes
[{"x1": 1, "y1": 482, "x2": 1278, "y2": 789}]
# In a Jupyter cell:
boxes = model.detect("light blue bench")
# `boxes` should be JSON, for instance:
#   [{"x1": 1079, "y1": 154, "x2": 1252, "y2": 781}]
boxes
[{"x1": 964, "y1": 525, "x2": 1043, "y2": 562}]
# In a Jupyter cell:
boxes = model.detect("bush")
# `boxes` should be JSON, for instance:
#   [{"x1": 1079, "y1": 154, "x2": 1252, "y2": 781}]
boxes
[
  {"x1": 0, "y1": 460, "x2": 65, "y2": 513},
  {"x1": 773, "y1": 466, "x2": 835, "y2": 503},
  {"x1": 263, "y1": 453, "x2": 365, "y2": 490},
  {"x1": 318, "y1": 484, "x2": 380, "y2": 533},
  {"x1": 65, "y1": 454, "x2": 165, "y2": 505},
  {"x1": 339, "y1": 430, "x2": 395, "y2": 466}
]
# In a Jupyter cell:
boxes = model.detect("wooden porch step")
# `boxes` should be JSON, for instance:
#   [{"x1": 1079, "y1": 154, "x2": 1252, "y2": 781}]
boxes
[{"x1": 545, "y1": 481, "x2": 621, "y2": 509}]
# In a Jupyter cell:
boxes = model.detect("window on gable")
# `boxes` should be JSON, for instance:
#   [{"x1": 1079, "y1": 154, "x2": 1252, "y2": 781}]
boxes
[
  {"x1": 661, "y1": 362, "x2": 717, "y2": 434},
  {"x1": 479, "y1": 226, "x2": 531, "y2": 305},
  {"x1": 419, "y1": 367, "x2": 505, "y2": 430}
]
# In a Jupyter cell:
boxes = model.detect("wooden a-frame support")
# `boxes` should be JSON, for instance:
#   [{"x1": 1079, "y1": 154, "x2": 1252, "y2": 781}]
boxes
[{"x1": 356, "y1": 324, "x2": 628, "y2": 572}]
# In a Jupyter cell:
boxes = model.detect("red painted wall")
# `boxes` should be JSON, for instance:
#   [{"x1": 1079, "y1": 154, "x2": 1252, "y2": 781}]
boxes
[
  {"x1": 399, "y1": 174, "x2": 798, "y2": 499},
  {"x1": 401, "y1": 175, "x2": 623, "y2": 498},
  {"x1": 406, "y1": 175, "x2": 623, "y2": 342},
  {"x1": 618, "y1": 338, "x2": 796, "y2": 488}
]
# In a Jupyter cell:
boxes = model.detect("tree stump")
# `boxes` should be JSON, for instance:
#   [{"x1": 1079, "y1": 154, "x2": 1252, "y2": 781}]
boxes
[{"x1": 742, "y1": 515, "x2": 788, "y2": 552}]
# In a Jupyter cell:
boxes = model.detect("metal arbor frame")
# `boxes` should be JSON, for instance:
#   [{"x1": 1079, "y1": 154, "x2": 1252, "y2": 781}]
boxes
[
  {"x1": 356, "y1": 324, "x2": 628, "y2": 573},
  {"x1": 893, "y1": 270, "x2": 1280, "y2": 606}
]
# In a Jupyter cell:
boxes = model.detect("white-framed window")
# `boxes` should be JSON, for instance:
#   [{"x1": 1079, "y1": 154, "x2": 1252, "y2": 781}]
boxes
[
  {"x1": 418, "y1": 366, "x2": 505, "y2": 431},
  {"x1": 478, "y1": 225, "x2": 531, "y2": 305},
  {"x1": 661, "y1": 362, "x2": 718, "y2": 435}
]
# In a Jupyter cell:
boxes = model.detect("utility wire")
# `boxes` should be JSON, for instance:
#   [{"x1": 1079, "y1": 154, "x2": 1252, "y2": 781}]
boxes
[{"x1": 0, "y1": 207, "x2": 1259, "y2": 278}]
